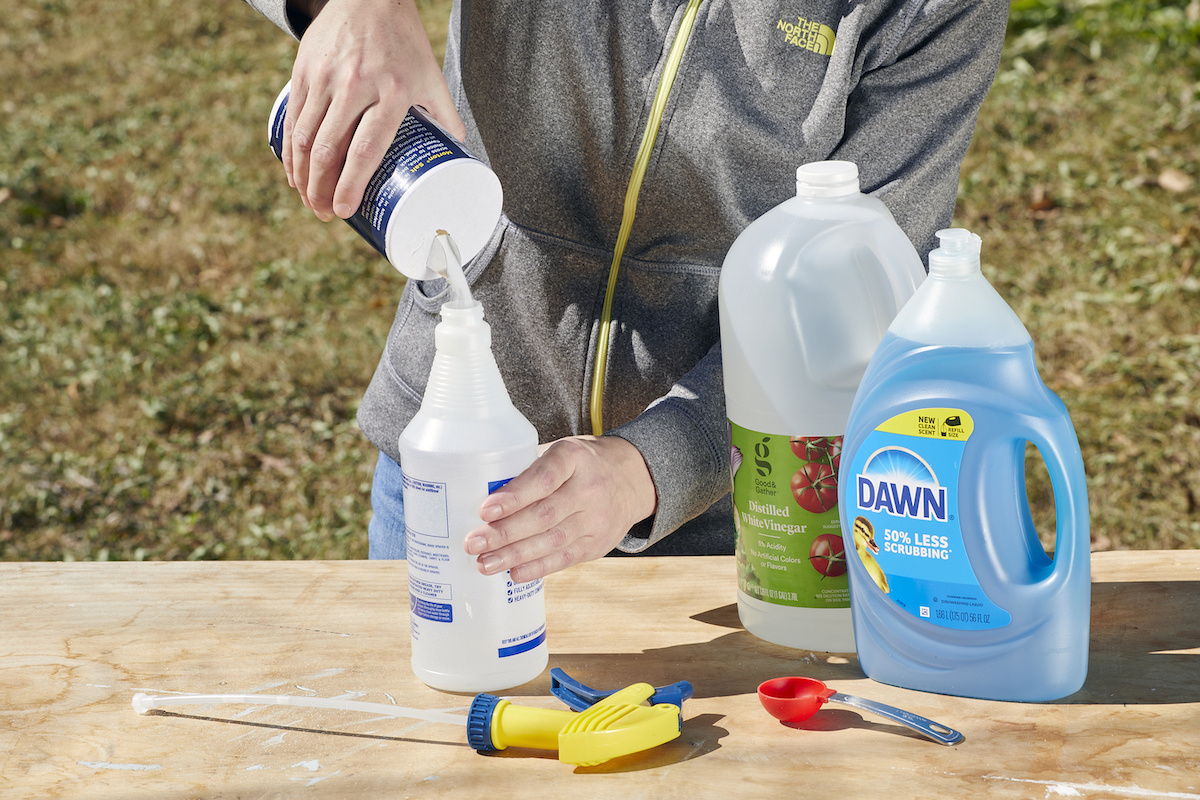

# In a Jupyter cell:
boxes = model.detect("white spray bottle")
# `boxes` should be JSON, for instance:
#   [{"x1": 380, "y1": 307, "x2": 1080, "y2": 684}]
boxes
[
  {"x1": 398, "y1": 234, "x2": 548, "y2": 693},
  {"x1": 719, "y1": 161, "x2": 926, "y2": 653}
]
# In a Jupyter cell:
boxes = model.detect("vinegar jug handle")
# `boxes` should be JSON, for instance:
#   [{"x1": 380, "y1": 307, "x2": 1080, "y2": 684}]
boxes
[{"x1": 788, "y1": 222, "x2": 921, "y2": 390}]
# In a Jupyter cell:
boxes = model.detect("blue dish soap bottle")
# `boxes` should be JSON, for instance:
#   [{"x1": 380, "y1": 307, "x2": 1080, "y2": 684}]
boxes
[{"x1": 839, "y1": 228, "x2": 1090, "y2": 702}]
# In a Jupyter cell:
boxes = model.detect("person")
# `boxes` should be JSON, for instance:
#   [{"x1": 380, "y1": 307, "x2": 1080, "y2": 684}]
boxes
[{"x1": 241, "y1": 0, "x2": 1009, "y2": 583}]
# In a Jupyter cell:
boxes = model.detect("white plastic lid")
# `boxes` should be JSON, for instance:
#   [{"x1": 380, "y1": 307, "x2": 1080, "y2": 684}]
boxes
[
  {"x1": 928, "y1": 228, "x2": 983, "y2": 277},
  {"x1": 795, "y1": 161, "x2": 860, "y2": 198},
  {"x1": 384, "y1": 159, "x2": 502, "y2": 282}
]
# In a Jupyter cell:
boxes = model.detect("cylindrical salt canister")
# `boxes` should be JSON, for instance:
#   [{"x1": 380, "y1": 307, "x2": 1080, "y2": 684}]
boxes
[{"x1": 268, "y1": 81, "x2": 503, "y2": 280}]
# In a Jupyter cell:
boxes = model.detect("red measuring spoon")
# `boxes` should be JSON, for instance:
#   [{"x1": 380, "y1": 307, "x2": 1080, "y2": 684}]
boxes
[{"x1": 757, "y1": 677, "x2": 964, "y2": 746}]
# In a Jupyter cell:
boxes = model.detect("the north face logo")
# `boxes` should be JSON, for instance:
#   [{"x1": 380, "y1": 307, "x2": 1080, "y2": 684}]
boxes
[{"x1": 777, "y1": 16, "x2": 835, "y2": 55}]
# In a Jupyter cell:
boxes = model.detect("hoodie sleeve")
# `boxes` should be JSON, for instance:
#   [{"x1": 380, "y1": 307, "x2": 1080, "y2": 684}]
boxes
[
  {"x1": 241, "y1": 0, "x2": 305, "y2": 40},
  {"x1": 607, "y1": 340, "x2": 730, "y2": 553}
]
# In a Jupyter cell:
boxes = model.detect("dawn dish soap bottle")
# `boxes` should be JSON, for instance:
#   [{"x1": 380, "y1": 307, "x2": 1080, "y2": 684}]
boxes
[
  {"x1": 399, "y1": 235, "x2": 548, "y2": 693},
  {"x1": 839, "y1": 228, "x2": 1090, "y2": 702},
  {"x1": 719, "y1": 161, "x2": 926, "y2": 653}
]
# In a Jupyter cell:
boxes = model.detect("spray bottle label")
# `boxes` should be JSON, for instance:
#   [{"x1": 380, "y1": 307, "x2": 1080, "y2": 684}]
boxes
[
  {"x1": 845, "y1": 408, "x2": 1011, "y2": 630},
  {"x1": 404, "y1": 471, "x2": 546, "y2": 655},
  {"x1": 729, "y1": 423, "x2": 849, "y2": 609}
]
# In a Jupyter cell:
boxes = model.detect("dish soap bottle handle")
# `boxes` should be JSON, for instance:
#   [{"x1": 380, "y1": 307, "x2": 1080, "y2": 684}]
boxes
[{"x1": 1031, "y1": 417, "x2": 1091, "y2": 583}]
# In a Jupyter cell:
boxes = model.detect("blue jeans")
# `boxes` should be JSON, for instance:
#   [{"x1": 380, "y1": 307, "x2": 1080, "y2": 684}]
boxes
[{"x1": 368, "y1": 451, "x2": 407, "y2": 559}]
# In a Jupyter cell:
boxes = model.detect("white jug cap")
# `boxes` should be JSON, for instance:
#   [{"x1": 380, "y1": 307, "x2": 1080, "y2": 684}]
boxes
[
  {"x1": 796, "y1": 161, "x2": 860, "y2": 197},
  {"x1": 928, "y1": 228, "x2": 983, "y2": 277}
]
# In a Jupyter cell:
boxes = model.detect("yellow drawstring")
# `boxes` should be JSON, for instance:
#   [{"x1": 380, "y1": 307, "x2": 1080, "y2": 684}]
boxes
[{"x1": 589, "y1": 0, "x2": 703, "y2": 435}]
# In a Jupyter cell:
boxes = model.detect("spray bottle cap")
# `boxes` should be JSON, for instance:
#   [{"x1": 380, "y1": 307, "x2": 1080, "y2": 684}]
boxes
[
  {"x1": 928, "y1": 228, "x2": 983, "y2": 277},
  {"x1": 795, "y1": 161, "x2": 860, "y2": 198}
]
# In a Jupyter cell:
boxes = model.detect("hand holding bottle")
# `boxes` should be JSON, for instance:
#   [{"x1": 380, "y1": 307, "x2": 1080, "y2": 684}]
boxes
[
  {"x1": 281, "y1": 0, "x2": 465, "y2": 221},
  {"x1": 464, "y1": 436, "x2": 659, "y2": 583}
]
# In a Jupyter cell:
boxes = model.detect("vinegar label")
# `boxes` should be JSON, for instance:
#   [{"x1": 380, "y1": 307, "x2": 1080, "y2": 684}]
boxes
[
  {"x1": 729, "y1": 422, "x2": 849, "y2": 610},
  {"x1": 845, "y1": 408, "x2": 1011, "y2": 630}
]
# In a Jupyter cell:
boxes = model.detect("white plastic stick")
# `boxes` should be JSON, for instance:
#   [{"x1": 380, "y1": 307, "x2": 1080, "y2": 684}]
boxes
[{"x1": 131, "y1": 692, "x2": 468, "y2": 727}]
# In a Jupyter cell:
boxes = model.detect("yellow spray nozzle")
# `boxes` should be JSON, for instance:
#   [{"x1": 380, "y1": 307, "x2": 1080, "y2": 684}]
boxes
[
  {"x1": 467, "y1": 682, "x2": 682, "y2": 766},
  {"x1": 557, "y1": 699, "x2": 682, "y2": 767},
  {"x1": 479, "y1": 699, "x2": 574, "y2": 753}
]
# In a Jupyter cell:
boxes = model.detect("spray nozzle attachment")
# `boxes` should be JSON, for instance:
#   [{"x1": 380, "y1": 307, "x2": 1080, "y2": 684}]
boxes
[
  {"x1": 928, "y1": 228, "x2": 982, "y2": 277},
  {"x1": 132, "y1": 669, "x2": 687, "y2": 767},
  {"x1": 468, "y1": 682, "x2": 683, "y2": 767}
]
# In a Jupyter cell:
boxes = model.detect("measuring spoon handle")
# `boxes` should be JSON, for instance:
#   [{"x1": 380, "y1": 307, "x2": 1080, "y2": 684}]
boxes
[{"x1": 828, "y1": 692, "x2": 964, "y2": 746}]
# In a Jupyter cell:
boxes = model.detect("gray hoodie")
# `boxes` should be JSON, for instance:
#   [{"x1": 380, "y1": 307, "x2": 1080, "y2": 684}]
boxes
[{"x1": 243, "y1": 0, "x2": 1008, "y2": 555}]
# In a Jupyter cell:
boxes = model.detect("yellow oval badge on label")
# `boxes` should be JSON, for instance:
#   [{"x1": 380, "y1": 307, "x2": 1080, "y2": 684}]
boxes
[{"x1": 876, "y1": 409, "x2": 974, "y2": 440}]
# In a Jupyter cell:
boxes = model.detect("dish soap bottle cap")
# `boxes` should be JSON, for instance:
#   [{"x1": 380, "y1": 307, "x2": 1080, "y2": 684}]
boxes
[{"x1": 928, "y1": 228, "x2": 983, "y2": 278}]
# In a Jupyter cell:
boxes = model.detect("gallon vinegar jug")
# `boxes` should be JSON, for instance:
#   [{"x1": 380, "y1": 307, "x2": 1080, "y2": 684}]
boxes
[
  {"x1": 840, "y1": 228, "x2": 1090, "y2": 701},
  {"x1": 719, "y1": 161, "x2": 926, "y2": 653}
]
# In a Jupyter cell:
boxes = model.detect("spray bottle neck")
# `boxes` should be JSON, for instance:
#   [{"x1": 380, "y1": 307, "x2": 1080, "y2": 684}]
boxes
[
  {"x1": 435, "y1": 301, "x2": 489, "y2": 354},
  {"x1": 421, "y1": 299, "x2": 515, "y2": 414}
]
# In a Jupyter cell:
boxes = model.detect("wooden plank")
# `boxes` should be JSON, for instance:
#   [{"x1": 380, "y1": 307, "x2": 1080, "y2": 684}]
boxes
[{"x1": 1, "y1": 551, "x2": 1197, "y2": 798}]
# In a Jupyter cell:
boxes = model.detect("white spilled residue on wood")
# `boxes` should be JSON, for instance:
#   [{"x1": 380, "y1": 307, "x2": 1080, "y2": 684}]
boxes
[
  {"x1": 985, "y1": 777, "x2": 1200, "y2": 799},
  {"x1": 79, "y1": 761, "x2": 162, "y2": 771}
]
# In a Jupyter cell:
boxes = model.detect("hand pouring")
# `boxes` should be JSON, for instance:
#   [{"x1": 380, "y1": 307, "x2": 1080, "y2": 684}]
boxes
[{"x1": 758, "y1": 677, "x2": 963, "y2": 746}]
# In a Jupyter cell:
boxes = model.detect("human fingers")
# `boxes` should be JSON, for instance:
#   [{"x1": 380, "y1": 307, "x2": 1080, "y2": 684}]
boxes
[
  {"x1": 281, "y1": 88, "x2": 298, "y2": 190},
  {"x1": 330, "y1": 100, "x2": 408, "y2": 219},
  {"x1": 477, "y1": 508, "x2": 617, "y2": 584},
  {"x1": 281, "y1": 79, "x2": 315, "y2": 196},
  {"x1": 464, "y1": 446, "x2": 575, "y2": 576},
  {"x1": 302, "y1": 89, "x2": 370, "y2": 220},
  {"x1": 416, "y1": 90, "x2": 467, "y2": 143},
  {"x1": 285, "y1": 82, "x2": 335, "y2": 219},
  {"x1": 280, "y1": 0, "x2": 463, "y2": 220},
  {"x1": 328, "y1": 79, "x2": 467, "y2": 219},
  {"x1": 464, "y1": 437, "x2": 657, "y2": 582}
]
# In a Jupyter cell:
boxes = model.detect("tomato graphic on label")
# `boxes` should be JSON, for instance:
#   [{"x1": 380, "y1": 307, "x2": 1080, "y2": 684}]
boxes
[
  {"x1": 826, "y1": 437, "x2": 842, "y2": 473},
  {"x1": 808, "y1": 533, "x2": 847, "y2": 577},
  {"x1": 790, "y1": 435, "x2": 842, "y2": 475},
  {"x1": 791, "y1": 461, "x2": 837, "y2": 513},
  {"x1": 790, "y1": 436, "x2": 832, "y2": 462}
]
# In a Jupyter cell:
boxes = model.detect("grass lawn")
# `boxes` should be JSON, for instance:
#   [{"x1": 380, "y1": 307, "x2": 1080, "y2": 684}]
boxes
[{"x1": 2, "y1": 1, "x2": 1198, "y2": 560}]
